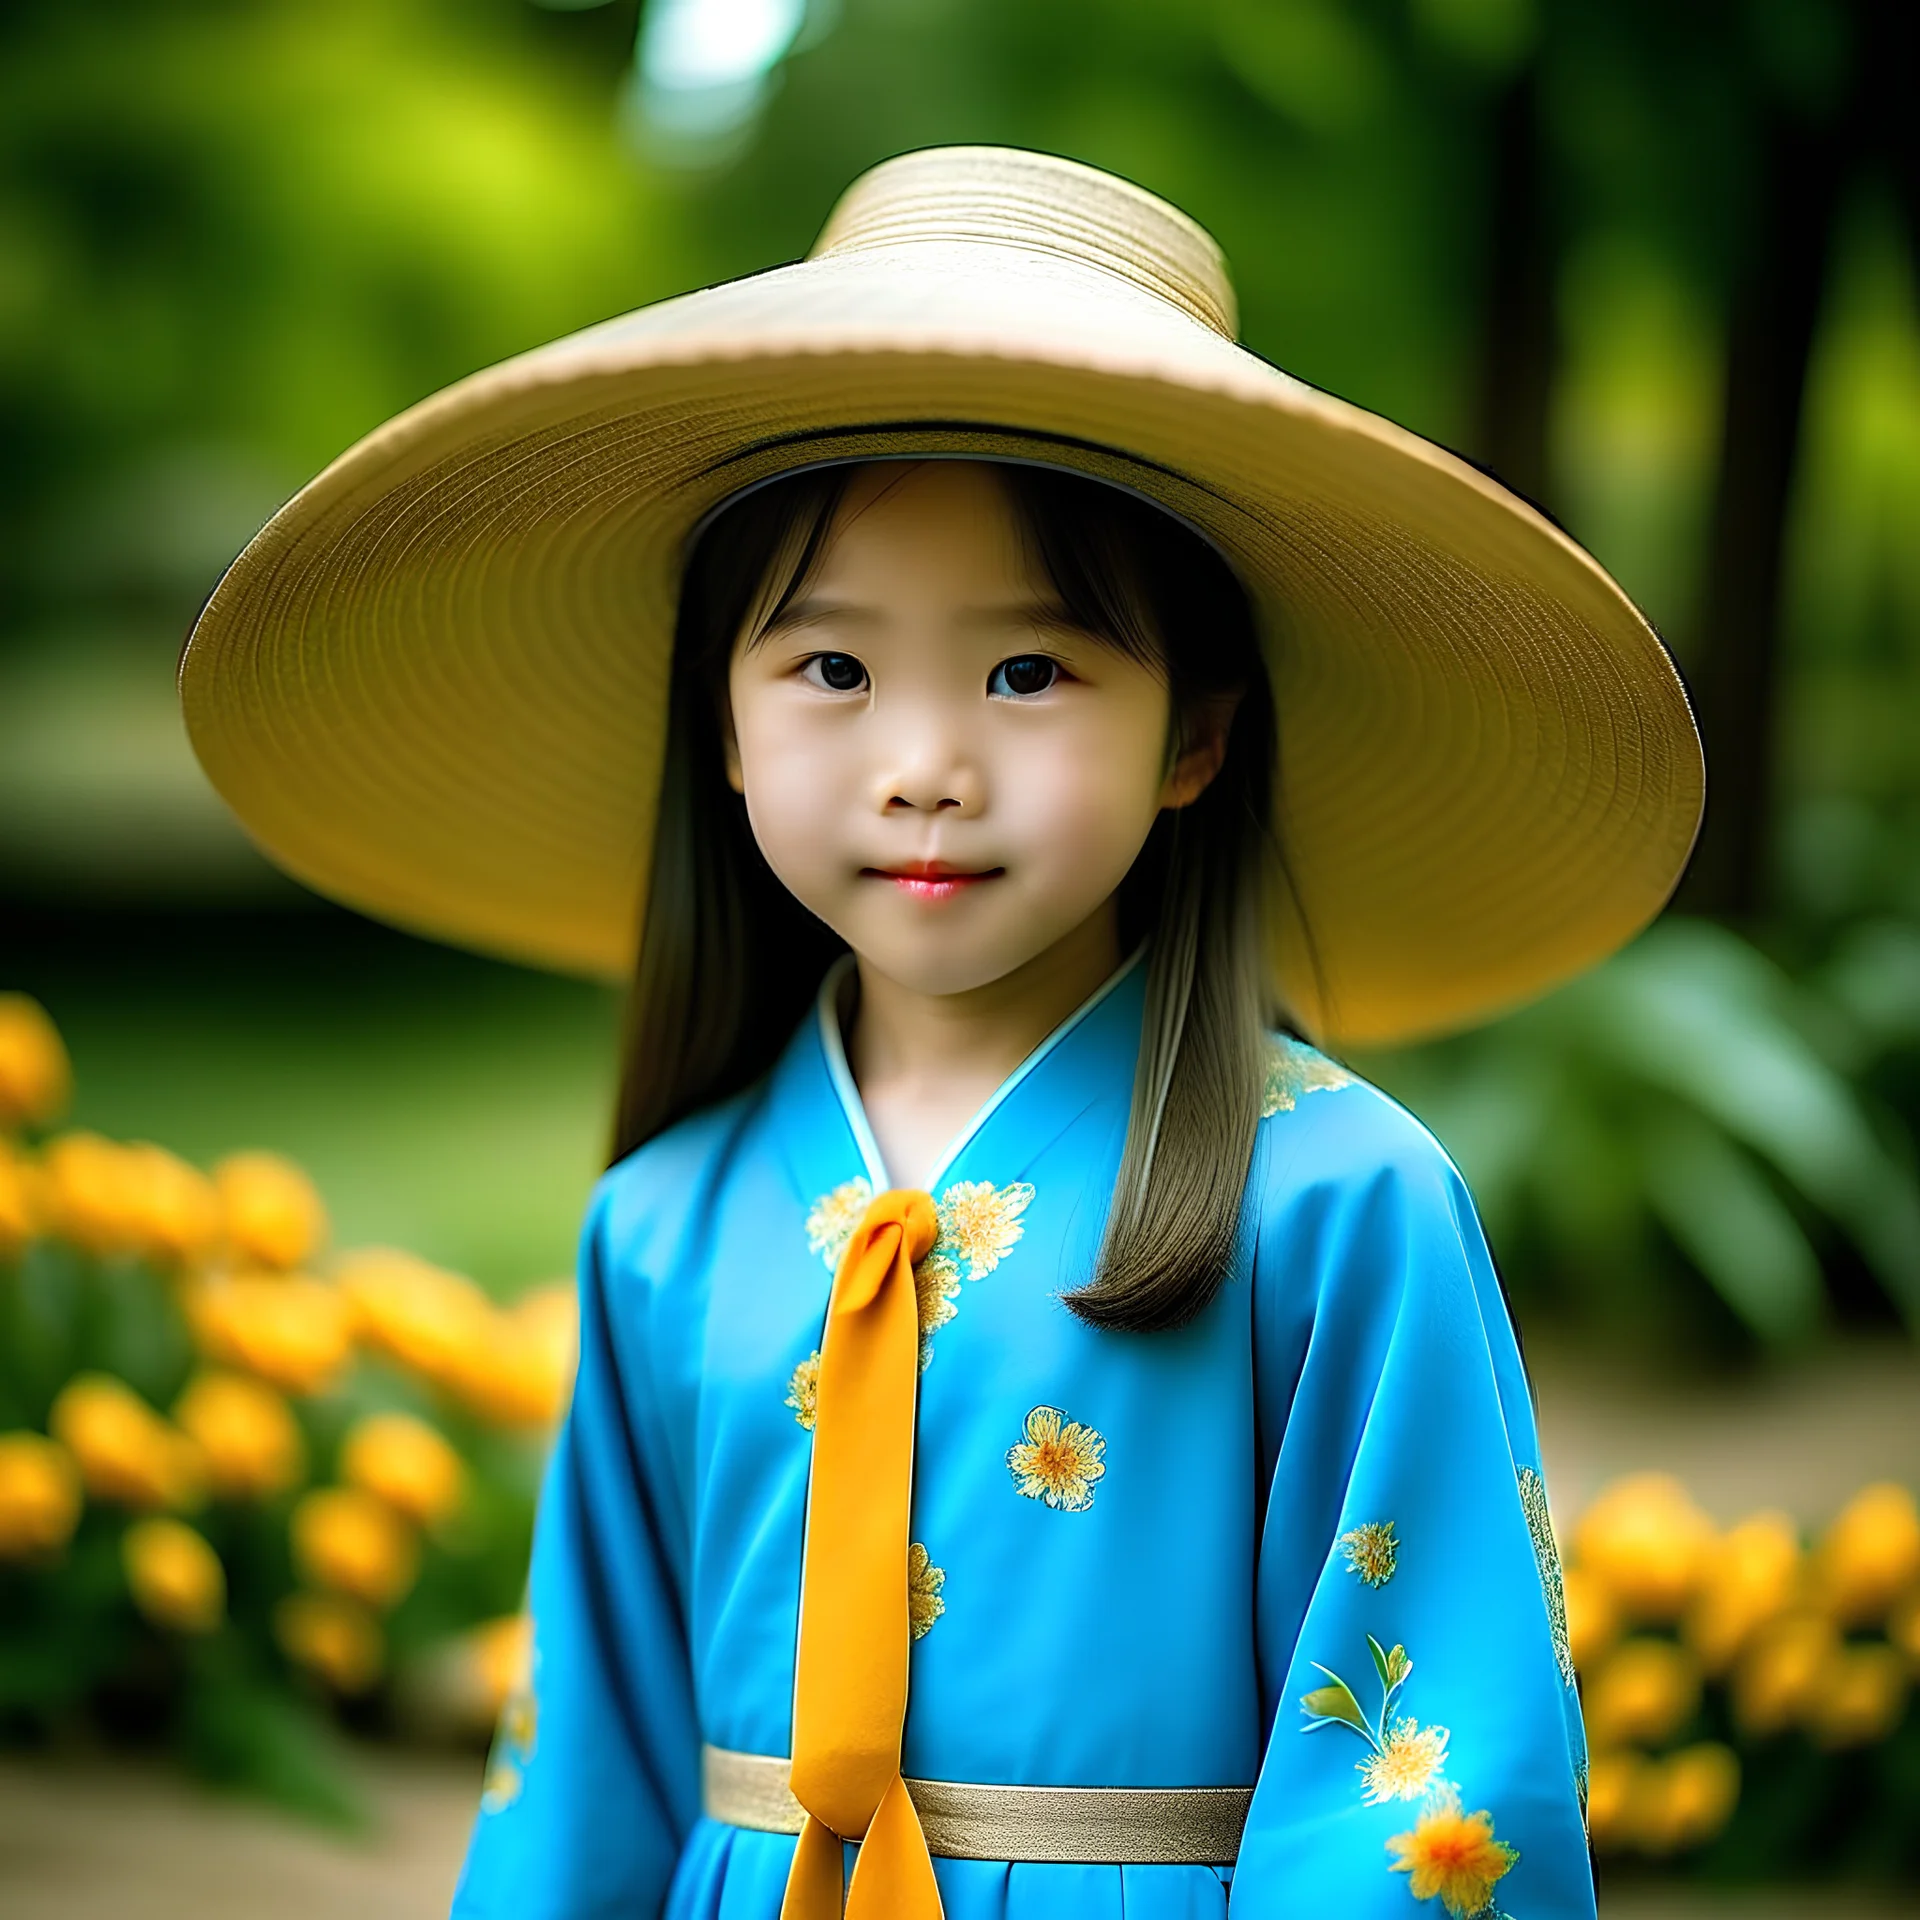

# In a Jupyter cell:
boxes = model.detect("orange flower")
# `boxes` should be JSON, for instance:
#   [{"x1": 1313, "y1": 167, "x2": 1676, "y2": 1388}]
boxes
[
  {"x1": 40, "y1": 1133, "x2": 140, "y2": 1257},
  {"x1": 123, "y1": 1517, "x2": 225, "y2": 1633},
  {"x1": 1572, "y1": 1473, "x2": 1716, "y2": 1622},
  {"x1": 1583, "y1": 1749, "x2": 1643, "y2": 1854},
  {"x1": 214, "y1": 1152, "x2": 327, "y2": 1271},
  {"x1": 1731, "y1": 1610, "x2": 1840, "y2": 1738},
  {"x1": 455, "y1": 1283, "x2": 579, "y2": 1428},
  {"x1": 1812, "y1": 1484, "x2": 1920, "y2": 1629},
  {"x1": 339, "y1": 1412, "x2": 465, "y2": 1528},
  {"x1": 0, "y1": 1140, "x2": 42, "y2": 1259},
  {"x1": 337, "y1": 1248, "x2": 495, "y2": 1392},
  {"x1": 1386, "y1": 1787, "x2": 1518, "y2": 1917},
  {"x1": 39, "y1": 1134, "x2": 219, "y2": 1267},
  {"x1": 1563, "y1": 1564, "x2": 1620, "y2": 1673},
  {"x1": 49, "y1": 1373, "x2": 205, "y2": 1511},
  {"x1": 185, "y1": 1272, "x2": 353, "y2": 1396},
  {"x1": 275, "y1": 1592, "x2": 385, "y2": 1693},
  {"x1": 1683, "y1": 1511, "x2": 1803, "y2": 1675},
  {"x1": 290, "y1": 1486, "x2": 419, "y2": 1609},
  {"x1": 1581, "y1": 1637, "x2": 1701, "y2": 1749},
  {"x1": 0, "y1": 994, "x2": 70, "y2": 1133},
  {"x1": 173, "y1": 1371, "x2": 306, "y2": 1500},
  {"x1": 0, "y1": 1432, "x2": 83, "y2": 1557},
  {"x1": 1805, "y1": 1643, "x2": 1910, "y2": 1751}
]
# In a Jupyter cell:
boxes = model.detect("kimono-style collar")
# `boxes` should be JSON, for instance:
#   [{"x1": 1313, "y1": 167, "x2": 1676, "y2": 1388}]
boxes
[{"x1": 813, "y1": 947, "x2": 1147, "y2": 1192}]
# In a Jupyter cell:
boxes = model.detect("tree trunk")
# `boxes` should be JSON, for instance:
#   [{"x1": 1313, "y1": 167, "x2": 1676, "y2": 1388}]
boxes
[{"x1": 1678, "y1": 89, "x2": 1850, "y2": 918}]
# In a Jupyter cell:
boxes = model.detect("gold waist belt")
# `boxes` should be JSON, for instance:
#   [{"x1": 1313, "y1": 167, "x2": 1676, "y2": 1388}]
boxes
[{"x1": 700, "y1": 1745, "x2": 1252, "y2": 1866}]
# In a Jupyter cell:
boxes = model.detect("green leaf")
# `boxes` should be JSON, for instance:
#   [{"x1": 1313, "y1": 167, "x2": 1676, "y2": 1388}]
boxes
[
  {"x1": 1299, "y1": 1666, "x2": 1369, "y2": 1735},
  {"x1": 1367, "y1": 1633, "x2": 1392, "y2": 1690}
]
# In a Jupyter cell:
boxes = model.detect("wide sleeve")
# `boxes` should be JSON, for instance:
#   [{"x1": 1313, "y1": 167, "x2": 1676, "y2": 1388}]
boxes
[
  {"x1": 1234, "y1": 1096, "x2": 1593, "y2": 1920},
  {"x1": 450, "y1": 1170, "x2": 701, "y2": 1920}
]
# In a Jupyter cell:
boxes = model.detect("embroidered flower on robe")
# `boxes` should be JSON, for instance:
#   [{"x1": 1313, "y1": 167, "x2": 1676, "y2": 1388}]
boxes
[
  {"x1": 1339, "y1": 1518, "x2": 1399, "y2": 1587},
  {"x1": 1006, "y1": 1404, "x2": 1106, "y2": 1512},
  {"x1": 1518, "y1": 1464, "x2": 1576, "y2": 1688},
  {"x1": 908, "y1": 1541, "x2": 946, "y2": 1640},
  {"x1": 1260, "y1": 1035, "x2": 1354, "y2": 1118},
  {"x1": 481, "y1": 1623, "x2": 540, "y2": 1814},
  {"x1": 1359, "y1": 1716, "x2": 1451, "y2": 1804},
  {"x1": 785, "y1": 1351, "x2": 821, "y2": 1431},
  {"x1": 1386, "y1": 1785, "x2": 1519, "y2": 1917},
  {"x1": 933, "y1": 1180, "x2": 1034, "y2": 1280},
  {"x1": 805, "y1": 1177, "x2": 874, "y2": 1270},
  {"x1": 914, "y1": 1255, "x2": 961, "y2": 1370}
]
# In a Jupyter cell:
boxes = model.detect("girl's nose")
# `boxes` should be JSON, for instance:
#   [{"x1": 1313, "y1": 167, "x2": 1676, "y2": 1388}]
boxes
[{"x1": 875, "y1": 732, "x2": 982, "y2": 816}]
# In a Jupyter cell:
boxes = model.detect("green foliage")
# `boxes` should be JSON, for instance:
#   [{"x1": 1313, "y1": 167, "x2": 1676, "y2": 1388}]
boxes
[{"x1": 1367, "y1": 916, "x2": 1920, "y2": 1351}]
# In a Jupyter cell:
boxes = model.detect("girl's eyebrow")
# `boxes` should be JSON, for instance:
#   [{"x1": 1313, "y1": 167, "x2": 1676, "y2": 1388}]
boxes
[{"x1": 763, "y1": 596, "x2": 1084, "y2": 637}]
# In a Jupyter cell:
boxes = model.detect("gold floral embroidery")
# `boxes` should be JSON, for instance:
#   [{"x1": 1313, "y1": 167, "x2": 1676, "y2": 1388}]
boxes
[
  {"x1": 914, "y1": 1254, "x2": 961, "y2": 1370},
  {"x1": 1339, "y1": 1518, "x2": 1399, "y2": 1588},
  {"x1": 1518, "y1": 1465, "x2": 1576, "y2": 1689},
  {"x1": 1385, "y1": 1785, "x2": 1519, "y2": 1917},
  {"x1": 934, "y1": 1180, "x2": 1035, "y2": 1280},
  {"x1": 1006, "y1": 1404, "x2": 1106, "y2": 1512},
  {"x1": 481, "y1": 1626, "x2": 539, "y2": 1816},
  {"x1": 1360, "y1": 1716, "x2": 1451, "y2": 1804},
  {"x1": 1260, "y1": 1034, "x2": 1354, "y2": 1118},
  {"x1": 805, "y1": 1177, "x2": 874, "y2": 1270},
  {"x1": 908, "y1": 1541, "x2": 946, "y2": 1639},
  {"x1": 785, "y1": 1351, "x2": 821, "y2": 1431}
]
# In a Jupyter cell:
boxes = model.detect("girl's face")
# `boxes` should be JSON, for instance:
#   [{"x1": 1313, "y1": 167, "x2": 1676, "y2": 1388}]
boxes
[{"x1": 724, "y1": 461, "x2": 1222, "y2": 1000}]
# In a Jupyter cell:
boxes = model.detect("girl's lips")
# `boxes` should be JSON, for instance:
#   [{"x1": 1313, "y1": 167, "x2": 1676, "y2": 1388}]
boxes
[{"x1": 864, "y1": 863, "x2": 1002, "y2": 903}]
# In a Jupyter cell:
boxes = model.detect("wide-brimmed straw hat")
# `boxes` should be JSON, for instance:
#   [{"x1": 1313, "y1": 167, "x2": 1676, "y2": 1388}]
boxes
[{"x1": 180, "y1": 143, "x2": 1701, "y2": 1047}]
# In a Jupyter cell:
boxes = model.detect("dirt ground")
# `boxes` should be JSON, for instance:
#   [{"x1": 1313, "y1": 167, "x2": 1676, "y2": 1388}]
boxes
[{"x1": 4, "y1": 1337, "x2": 1917, "y2": 1919}]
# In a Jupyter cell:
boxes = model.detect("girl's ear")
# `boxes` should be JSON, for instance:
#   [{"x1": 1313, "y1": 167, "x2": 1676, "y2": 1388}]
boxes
[
  {"x1": 719, "y1": 689, "x2": 746, "y2": 795},
  {"x1": 1159, "y1": 693, "x2": 1240, "y2": 810}
]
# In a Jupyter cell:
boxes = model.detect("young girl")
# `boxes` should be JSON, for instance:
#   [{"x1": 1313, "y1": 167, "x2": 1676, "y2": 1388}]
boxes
[{"x1": 181, "y1": 147, "x2": 1703, "y2": 1920}]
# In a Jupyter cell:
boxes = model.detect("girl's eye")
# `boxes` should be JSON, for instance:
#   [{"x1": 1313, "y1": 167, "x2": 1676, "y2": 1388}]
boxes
[
  {"x1": 802, "y1": 653, "x2": 868, "y2": 693},
  {"x1": 988, "y1": 655, "x2": 1059, "y2": 699}
]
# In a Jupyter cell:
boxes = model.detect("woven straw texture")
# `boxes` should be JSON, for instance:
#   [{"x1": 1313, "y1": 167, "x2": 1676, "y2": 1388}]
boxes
[{"x1": 179, "y1": 145, "x2": 1702, "y2": 1047}]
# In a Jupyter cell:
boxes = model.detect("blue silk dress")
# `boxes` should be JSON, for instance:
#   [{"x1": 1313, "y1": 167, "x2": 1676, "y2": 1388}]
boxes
[{"x1": 450, "y1": 952, "x2": 1594, "y2": 1919}]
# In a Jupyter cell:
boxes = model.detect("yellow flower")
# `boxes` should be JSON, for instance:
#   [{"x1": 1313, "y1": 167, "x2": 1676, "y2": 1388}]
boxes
[
  {"x1": 1812, "y1": 1483, "x2": 1920, "y2": 1629},
  {"x1": 786, "y1": 1351, "x2": 820, "y2": 1430},
  {"x1": 275, "y1": 1591, "x2": 384, "y2": 1693},
  {"x1": 0, "y1": 1140, "x2": 43, "y2": 1259},
  {"x1": 1385, "y1": 1785, "x2": 1518, "y2": 1917},
  {"x1": 1583, "y1": 1749, "x2": 1643, "y2": 1854},
  {"x1": 340, "y1": 1412, "x2": 466, "y2": 1528},
  {"x1": 337, "y1": 1247, "x2": 497, "y2": 1396},
  {"x1": 123, "y1": 1517, "x2": 225, "y2": 1633},
  {"x1": 468, "y1": 1614, "x2": 534, "y2": 1724},
  {"x1": 173, "y1": 1371, "x2": 306, "y2": 1500},
  {"x1": 0, "y1": 994, "x2": 71, "y2": 1133},
  {"x1": 0, "y1": 1432, "x2": 83, "y2": 1557},
  {"x1": 1006, "y1": 1405, "x2": 1106, "y2": 1513},
  {"x1": 1581, "y1": 1636, "x2": 1701, "y2": 1749},
  {"x1": 805, "y1": 1178, "x2": 873, "y2": 1269},
  {"x1": 1564, "y1": 1564, "x2": 1620, "y2": 1673},
  {"x1": 215, "y1": 1152, "x2": 328, "y2": 1271},
  {"x1": 1683, "y1": 1509, "x2": 1803, "y2": 1675},
  {"x1": 1890, "y1": 1589, "x2": 1920, "y2": 1670},
  {"x1": 1339, "y1": 1519, "x2": 1398, "y2": 1588},
  {"x1": 1806, "y1": 1642, "x2": 1910, "y2": 1751},
  {"x1": 1730, "y1": 1609, "x2": 1840, "y2": 1737},
  {"x1": 1358, "y1": 1716, "x2": 1449, "y2": 1804},
  {"x1": 1260, "y1": 1035, "x2": 1353, "y2": 1117},
  {"x1": 185, "y1": 1272, "x2": 354, "y2": 1396},
  {"x1": 454, "y1": 1282, "x2": 579, "y2": 1428},
  {"x1": 933, "y1": 1180, "x2": 1033, "y2": 1281},
  {"x1": 290, "y1": 1486, "x2": 419, "y2": 1609},
  {"x1": 49, "y1": 1373, "x2": 205, "y2": 1511},
  {"x1": 1624, "y1": 1742, "x2": 1741, "y2": 1856},
  {"x1": 1571, "y1": 1472, "x2": 1716, "y2": 1622},
  {"x1": 39, "y1": 1133, "x2": 142, "y2": 1259},
  {"x1": 908, "y1": 1542, "x2": 946, "y2": 1641}
]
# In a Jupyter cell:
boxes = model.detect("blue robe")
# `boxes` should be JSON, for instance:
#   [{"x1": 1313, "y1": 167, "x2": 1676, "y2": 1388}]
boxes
[{"x1": 451, "y1": 953, "x2": 1594, "y2": 1919}]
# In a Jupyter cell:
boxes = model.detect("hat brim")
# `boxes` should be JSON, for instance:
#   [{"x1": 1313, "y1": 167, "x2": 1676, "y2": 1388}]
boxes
[{"x1": 179, "y1": 237, "x2": 1702, "y2": 1047}]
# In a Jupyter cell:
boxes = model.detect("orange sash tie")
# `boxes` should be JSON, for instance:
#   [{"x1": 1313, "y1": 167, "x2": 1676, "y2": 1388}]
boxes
[{"x1": 780, "y1": 1188, "x2": 945, "y2": 1920}]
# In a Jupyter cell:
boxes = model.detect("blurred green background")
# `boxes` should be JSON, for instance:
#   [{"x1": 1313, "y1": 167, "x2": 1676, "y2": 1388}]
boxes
[{"x1": 5, "y1": 0, "x2": 1919, "y2": 1349}]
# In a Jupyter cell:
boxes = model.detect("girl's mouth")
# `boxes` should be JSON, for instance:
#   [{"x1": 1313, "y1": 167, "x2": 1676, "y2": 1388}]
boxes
[{"x1": 864, "y1": 862, "x2": 1002, "y2": 903}]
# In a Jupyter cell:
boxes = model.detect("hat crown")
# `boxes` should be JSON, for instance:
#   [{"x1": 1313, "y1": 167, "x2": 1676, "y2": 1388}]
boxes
[{"x1": 809, "y1": 145, "x2": 1239, "y2": 341}]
